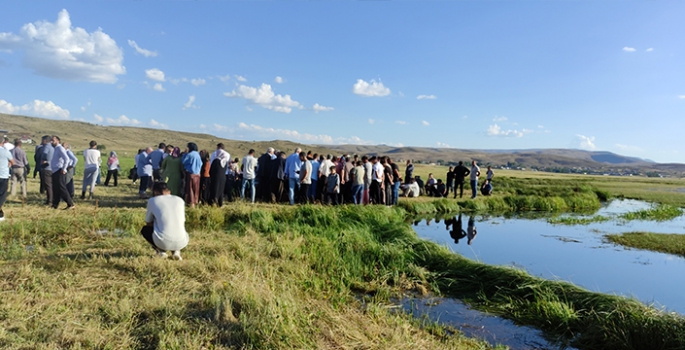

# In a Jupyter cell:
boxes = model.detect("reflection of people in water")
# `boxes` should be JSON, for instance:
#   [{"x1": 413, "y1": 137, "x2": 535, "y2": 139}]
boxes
[
  {"x1": 445, "y1": 214, "x2": 467, "y2": 244},
  {"x1": 467, "y1": 215, "x2": 477, "y2": 245}
]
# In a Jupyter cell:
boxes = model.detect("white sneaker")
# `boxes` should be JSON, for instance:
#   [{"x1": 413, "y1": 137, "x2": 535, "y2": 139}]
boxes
[
  {"x1": 0, "y1": 217, "x2": 5, "y2": 222},
  {"x1": 172, "y1": 251, "x2": 182, "y2": 261},
  {"x1": 157, "y1": 251, "x2": 168, "y2": 259}
]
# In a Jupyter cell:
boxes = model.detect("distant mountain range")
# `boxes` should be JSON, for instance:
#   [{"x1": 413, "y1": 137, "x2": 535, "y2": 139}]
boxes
[{"x1": 1, "y1": 113, "x2": 682, "y2": 176}]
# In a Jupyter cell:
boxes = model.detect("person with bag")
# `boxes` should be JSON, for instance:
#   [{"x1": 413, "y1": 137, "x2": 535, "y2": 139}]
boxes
[{"x1": 104, "y1": 151, "x2": 120, "y2": 187}]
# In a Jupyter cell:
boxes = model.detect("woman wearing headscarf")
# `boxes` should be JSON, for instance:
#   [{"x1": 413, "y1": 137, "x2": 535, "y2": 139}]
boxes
[
  {"x1": 161, "y1": 147, "x2": 183, "y2": 196},
  {"x1": 104, "y1": 151, "x2": 120, "y2": 187},
  {"x1": 208, "y1": 143, "x2": 229, "y2": 206},
  {"x1": 182, "y1": 142, "x2": 202, "y2": 207}
]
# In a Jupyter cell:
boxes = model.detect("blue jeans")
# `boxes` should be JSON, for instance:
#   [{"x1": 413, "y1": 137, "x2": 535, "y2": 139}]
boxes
[
  {"x1": 470, "y1": 180, "x2": 478, "y2": 199},
  {"x1": 351, "y1": 184, "x2": 363, "y2": 204},
  {"x1": 241, "y1": 178, "x2": 255, "y2": 203},
  {"x1": 288, "y1": 177, "x2": 299, "y2": 205},
  {"x1": 392, "y1": 181, "x2": 401, "y2": 205}
]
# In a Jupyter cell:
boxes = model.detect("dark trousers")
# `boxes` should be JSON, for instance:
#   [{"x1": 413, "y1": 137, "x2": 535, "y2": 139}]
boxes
[
  {"x1": 384, "y1": 181, "x2": 393, "y2": 205},
  {"x1": 225, "y1": 176, "x2": 236, "y2": 201},
  {"x1": 298, "y1": 183, "x2": 310, "y2": 204},
  {"x1": 209, "y1": 173, "x2": 226, "y2": 206},
  {"x1": 447, "y1": 180, "x2": 455, "y2": 195},
  {"x1": 41, "y1": 169, "x2": 53, "y2": 204},
  {"x1": 454, "y1": 181, "x2": 465, "y2": 198},
  {"x1": 317, "y1": 175, "x2": 328, "y2": 202},
  {"x1": 105, "y1": 169, "x2": 118, "y2": 186},
  {"x1": 153, "y1": 169, "x2": 162, "y2": 182},
  {"x1": 370, "y1": 181, "x2": 382, "y2": 204},
  {"x1": 270, "y1": 178, "x2": 284, "y2": 203},
  {"x1": 0, "y1": 178, "x2": 8, "y2": 210},
  {"x1": 325, "y1": 192, "x2": 339, "y2": 205},
  {"x1": 139, "y1": 175, "x2": 151, "y2": 194},
  {"x1": 51, "y1": 171, "x2": 74, "y2": 208},
  {"x1": 141, "y1": 225, "x2": 162, "y2": 252}
]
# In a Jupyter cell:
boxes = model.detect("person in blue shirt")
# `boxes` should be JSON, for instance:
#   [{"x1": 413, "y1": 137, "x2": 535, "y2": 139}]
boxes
[
  {"x1": 284, "y1": 147, "x2": 302, "y2": 205},
  {"x1": 182, "y1": 142, "x2": 202, "y2": 207},
  {"x1": 137, "y1": 147, "x2": 153, "y2": 199},
  {"x1": 309, "y1": 154, "x2": 321, "y2": 202},
  {"x1": 40, "y1": 136, "x2": 55, "y2": 205},
  {"x1": 149, "y1": 143, "x2": 166, "y2": 181},
  {"x1": 0, "y1": 137, "x2": 14, "y2": 220}
]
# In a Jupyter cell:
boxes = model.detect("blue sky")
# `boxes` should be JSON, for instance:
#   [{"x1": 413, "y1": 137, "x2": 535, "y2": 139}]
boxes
[{"x1": 1, "y1": 1, "x2": 684, "y2": 162}]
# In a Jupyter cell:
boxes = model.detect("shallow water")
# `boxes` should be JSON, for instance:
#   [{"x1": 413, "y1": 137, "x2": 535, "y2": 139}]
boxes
[
  {"x1": 402, "y1": 297, "x2": 568, "y2": 350},
  {"x1": 412, "y1": 199, "x2": 685, "y2": 313}
]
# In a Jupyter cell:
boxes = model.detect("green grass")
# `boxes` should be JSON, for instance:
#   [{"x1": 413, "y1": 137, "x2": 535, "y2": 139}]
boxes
[
  {"x1": 606, "y1": 232, "x2": 685, "y2": 258},
  {"x1": 548, "y1": 215, "x2": 611, "y2": 225},
  {"x1": 618, "y1": 204, "x2": 684, "y2": 221}
]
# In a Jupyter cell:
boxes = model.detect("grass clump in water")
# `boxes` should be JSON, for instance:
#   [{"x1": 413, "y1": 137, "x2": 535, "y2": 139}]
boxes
[
  {"x1": 548, "y1": 215, "x2": 611, "y2": 225},
  {"x1": 607, "y1": 232, "x2": 685, "y2": 258},
  {"x1": 619, "y1": 204, "x2": 683, "y2": 221}
]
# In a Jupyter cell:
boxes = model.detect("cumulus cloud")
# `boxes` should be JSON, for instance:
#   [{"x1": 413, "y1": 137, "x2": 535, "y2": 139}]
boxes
[
  {"x1": 646, "y1": 48, "x2": 654, "y2": 52},
  {"x1": 436, "y1": 142, "x2": 450, "y2": 148},
  {"x1": 237, "y1": 122, "x2": 372, "y2": 145},
  {"x1": 575, "y1": 134, "x2": 596, "y2": 150},
  {"x1": 199, "y1": 124, "x2": 207, "y2": 129},
  {"x1": 218, "y1": 74, "x2": 231, "y2": 82},
  {"x1": 148, "y1": 119, "x2": 168, "y2": 129},
  {"x1": 622, "y1": 47, "x2": 636, "y2": 52},
  {"x1": 153, "y1": 83, "x2": 165, "y2": 92},
  {"x1": 0, "y1": 9, "x2": 125, "y2": 83},
  {"x1": 352, "y1": 79, "x2": 391, "y2": 97},
  {"x1": 128, "y1": 40, "x2": 157, "y2": 57},
  {"x1": 182, "y1": 95, "x2": 199, "y2": 110},
  {"x1": 417, "y1": 94, "x2": 437, "y2": 100},
  {"x1": 421, "y1": 120, "x2": 430, "y2": 126},
  {"x1": 678, "y1": 95, "x2": 685, "y2": 99},
  {"x1": 0, "y1": 99, "x2": 70, "y2": 119},
  {"x1": 145, "y1": 68, "x2": 165, "y2": 82},
  {"x1": 312, "y1": 103, "x2": 333, "y2": 113},
  {"x1": 190, "y1": 78, "x2": 206, "y2": 86},
  {"x1": 235, "y1": 75, "x2": 247, "y2": 82},
  {"x1": 274, "y1": 76, "x2": 284, "y2": 84},
  {"x1": 105, "y1": 115, "x2": 140, "y2": 125},
  {"x1": 486, "y1": 124, "x2": 526, "y2": 137},
  {"x1": 224, "y1": 83, "x2": 301, "y2": 113},
  {"x1": 493, "y1": 116, "x2": 508, "y2": 122},
  {"x1": 93, "y1": 114, "x2": 104, "y2": 122}
]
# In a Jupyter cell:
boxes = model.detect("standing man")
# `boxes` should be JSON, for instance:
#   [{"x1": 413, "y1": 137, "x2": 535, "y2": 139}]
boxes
[
  {"x1": 150, "y1": 143, "x2": 166, "y2": 182},
  {"x1": 388, "y1": 158, "x2": 402, "y2": 205},
  {"x1": 49, "y1": 136, "x2": 74, "y2": 210},
  {"x1": 284, "y1": 147, "x2": 302, "y2": 205},
  {"x1": 298, "y1": 151, "x2": 311, "y2": 204},
  {"x1": 446, "y1": 166, "x2": 455, "y2": 197},
  {"x1": 182, "y1": 143, "x2": 202, "y2": 207},
  {"x1": 82, "y1": 140, "x2": 101, "y2": 200},
  {"x1": 137, "y1": 147, "x2": 153, "y2": 199},
  {"x1": 317, "y1": 154, "x2": 333, "y2": 203},
  {"x1": 241, "y1": 149, "x2": 257, "y2": 203},
  {"x1": 10, "y1": 139, "x2": 28, "y2": 199},
  {"x1": 309, "y1": 154, "x2": 320, "y2": 203},
  {"x1": 64, "y1": 143, "x2": 78, "y2": 198},
  {"x1": 0, "y1": 138, "x2": 14, "y2": 220},
  {"x1": 486, "y1": 166, "x2": 494, "y2": 184},
  {"x1": 142, "y1": 182, "x2": 189, "y2": 260},
  {"x1": 40, "y1": 135, "x2": 55, "y2": 205},
  {"x1": 33, "y1": 137, "x2": 45, "y2": 179},
  {"x1": 256, "y1": 147, "x2": 274, "y2": 202},
  {"x1": 470, "y1": 160, "x2": 481, "y2": 199},
  {"x1": 362, "y1": 156, "x2": 372, "y2": 204},
  {"x1": 370, "y1": 156, "x2": 384, "y2": 204},
  {"x1": 404, "y1": 159, "x2": 414, "y2": 184},
  {"x1": 452, "y1": 161, "x2": 470, "y2": 199}
]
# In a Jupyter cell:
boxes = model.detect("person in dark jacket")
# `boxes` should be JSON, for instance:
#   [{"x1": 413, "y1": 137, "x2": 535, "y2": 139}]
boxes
[
  {"x1": 270, "y1": 151, "x2": 287, "y2": 203},
  {"x1": 452, "y1": 161, "x2": 471, "y2": 199},
  {"x1": 256, "y1": 148, "x2": 274, "y2": 202}
]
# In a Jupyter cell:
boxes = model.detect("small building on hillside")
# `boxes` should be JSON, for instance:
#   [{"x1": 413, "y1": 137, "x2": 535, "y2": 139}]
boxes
[{"x1": 19, "y1": 135, "x2": 34, "y2": 144}]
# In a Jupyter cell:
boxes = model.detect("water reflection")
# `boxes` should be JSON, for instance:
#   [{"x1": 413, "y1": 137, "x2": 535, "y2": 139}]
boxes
[{"x1": 444, "y1": 214, "x2": 478, "y2": 245}]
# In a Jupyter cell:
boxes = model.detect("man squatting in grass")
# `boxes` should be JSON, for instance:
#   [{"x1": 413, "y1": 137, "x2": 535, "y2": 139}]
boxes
[
  {"x1": 142, "y1": 181, "x2": 189, "y2": 260},
  {"x1": 0, "y1": 137, "x2": 14, "y2": 220}
]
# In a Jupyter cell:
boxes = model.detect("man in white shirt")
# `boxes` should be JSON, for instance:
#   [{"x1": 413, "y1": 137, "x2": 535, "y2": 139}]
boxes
[
  {"x1": 143, "y1": 182, "x2": 189, "y2": 260},
  {"x1": 370, "y1": 156, "x2": 384, "y2": 204},
  {"x1": 82, "y1": 140, "x2": 101, "y2": 200},
  {"x1": 0, "y1": 137, "x2": 14, "y2": 221},
  {"x1": 402, "y1": 178, "x2": 420, "y2": 198},
  {"x1": 2, "y1": 137, "x2": 14, "y2": 151},
  {"x1": 298, "y1": 151, "x2": 312, "y2": 204},
  {"x1": 470, "y1": 160, "x2": 481, "y2": 199},
  {"x1": 241, "y1": 149, "x2": 258, "y2": 203}
]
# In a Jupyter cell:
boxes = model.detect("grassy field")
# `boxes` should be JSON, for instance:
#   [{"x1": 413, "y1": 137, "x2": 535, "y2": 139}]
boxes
[
  {"x1": 3, "y1": 157, "x2": 685, "y2": 349},
  {"x1": 606, "y1": 232, "x2": 685, "y2": 258}
]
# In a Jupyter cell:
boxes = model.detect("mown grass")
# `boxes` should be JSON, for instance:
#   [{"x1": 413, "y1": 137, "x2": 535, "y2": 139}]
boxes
[
  {"x1": 2, "y1": 203, "x2": 685, "y2": 350},
  {"x1": 606, "y1": 232, "x2": 685, "y2": 258}
]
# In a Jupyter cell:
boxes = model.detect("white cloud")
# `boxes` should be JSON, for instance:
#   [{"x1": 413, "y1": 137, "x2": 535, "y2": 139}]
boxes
[
  {"x1": 235, "y1": 75, "x2": 247, "y2": 82},
  {"x1": 615, "y1": 143, "x2": 643, "y2": 153},
  {"x1": 312, "y1": 103, "x2": 333, "y2": 113},
  {"x1": 214, "y1": 123, "x2": 230, "y2": 132},
  {"x1": 0, "y1": 9, "x2": 125, "y2": 83},
  {"x1": 417, "y1": 94, "x2": 437, "y2": 100},
  {"x1": 493, "y1": 116, "x2": 508, "y2": 122},
  {"x1": 575, "y1": 134, "x2": 596, "y2": 150},
  {"x1": 462, "y1": 115, "x2": 468, "y2": 119},
  {"x1": 538, "y1": 125, "x2": 545, "y2": 129},
  {"x1": 0, "y1": 99, "x2": 70, "y2": 119},
  {"x1": 153, "y1": 83, "x2": 165, "y2": 92},
  {"x1": 421, "y1": 120, "x2": 430, "y2": 126},
  {"x1": 436, "y1": 142, "x2": 450, "y2": 148},
  {"x1": 622, "y1": 47, "x2": 636, "y2": 52},
  {"x1": 352, "y1": 79, "x2": 391, "y2": 97},
  {"x1": 80, "y1": 106, "x2": 86, "y2": 111},
  {"x1": 182, "y1": 95, "x2": 199, "y2": 110},
  {"x1": 646, "y1": 48, "x2": 654, "y2": 52},
  {"x1": 199, "y1": 124, "x2": 207, "y2": 129},
  {"x1": 93, "y1": 113, "x2": 103, "y2": 122},
  {"x1": 190, "y1": 78, "x2": 206, "y2": 86},
  {"x1": 274, "y1": 76, "x2": 284, "y2": 84},
  {"x1": 368, "y1": 119, "x2": 375, "y2": 124},
  {"x1": 678, "y1": 95, "x2": 685, "y2": 99},
  {"x1": 218, "y1": 74, "x2": 231, "y2": 82},
  {"x1": 395, "y1": 120, "x2": 406, "y2": 125},
  {"x1": 246, "y1": 107, "x2": 253, "y2": 112},
  {"x1": 146, "y1": 68, "x2": 165, "y2": 82},
  {"x1": 237, "y1": 122, "x2": 372, "y2": 145},
  {"x1": 148, "y1": 119, "x2": 168, "y2": 129},
  {"x1": 105, "y1": 115, "x2": 140, "y2": 125},
  {"x1": 128, "y1": 40, "x2": 157, "y2": 57},
  {"x1": 486, "y1": 124, "x2": 525, "y2": 138},
  {"x1": 224, "y1": 83, "x2": 301, "y2": 113}
]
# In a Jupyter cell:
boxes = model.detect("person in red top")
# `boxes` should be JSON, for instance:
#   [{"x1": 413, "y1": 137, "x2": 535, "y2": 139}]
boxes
[{"x1": 199, "y1": 150, "x2": 211, "y2": 204}]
